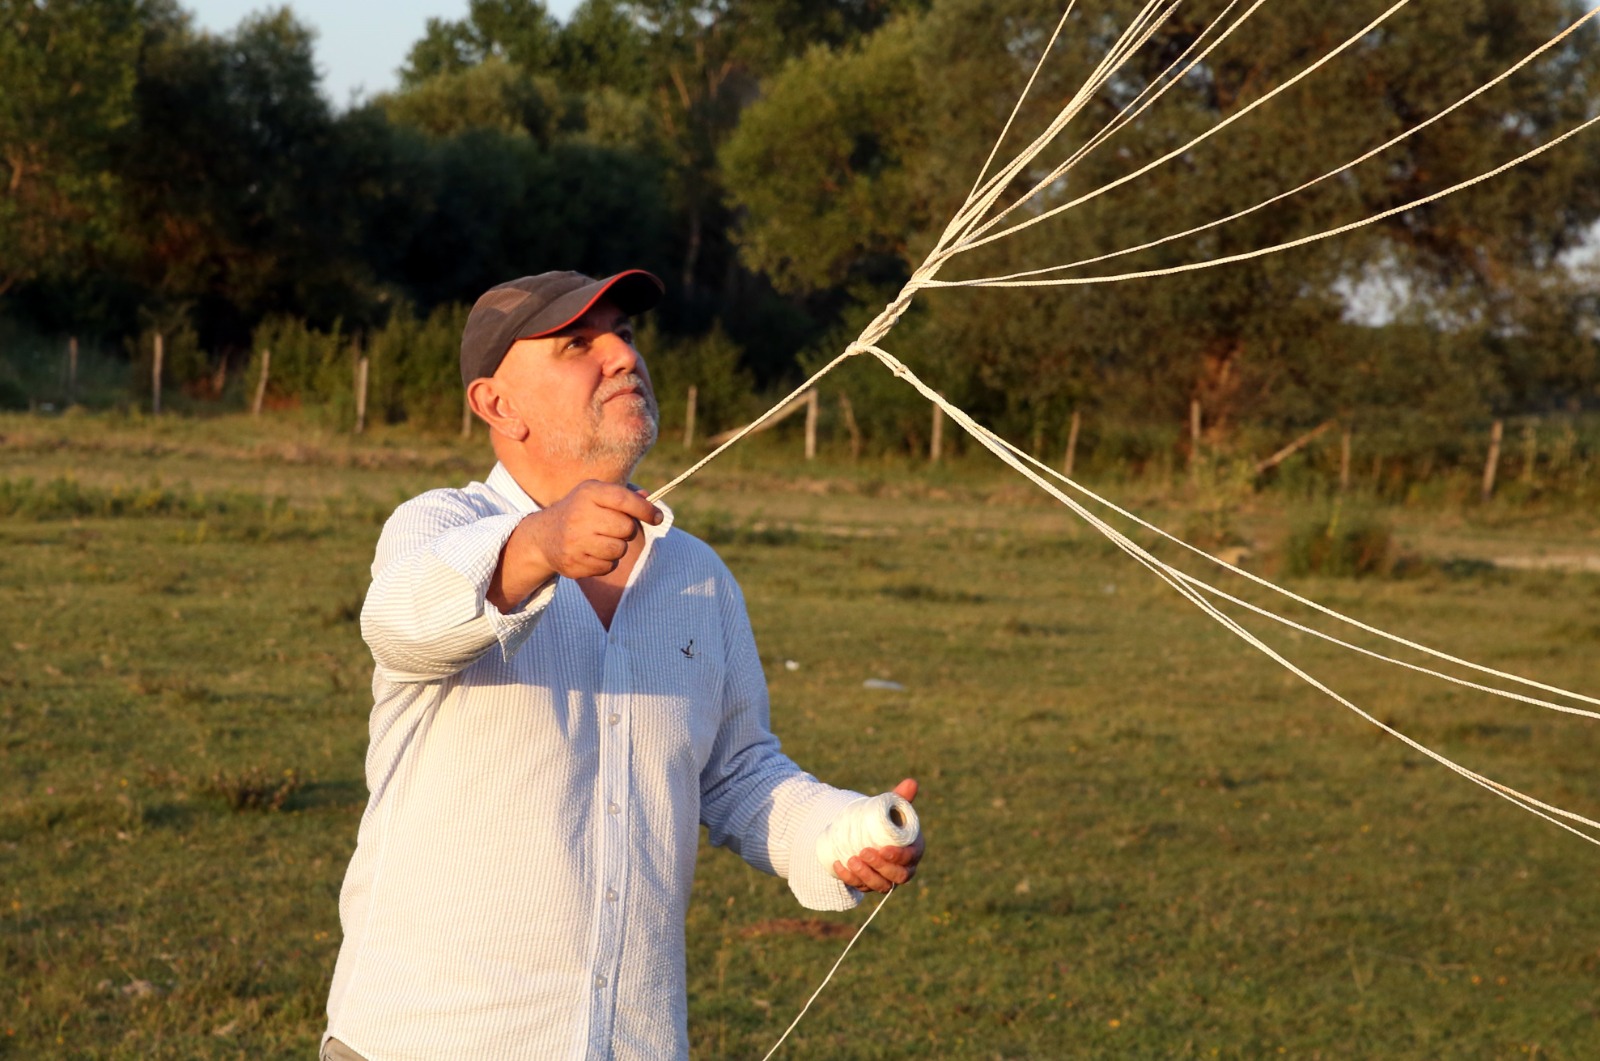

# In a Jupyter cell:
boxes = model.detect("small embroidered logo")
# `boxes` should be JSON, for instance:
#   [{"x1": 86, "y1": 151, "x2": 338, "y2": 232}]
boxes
[{"x1": 680, "y1": 639, "x2": 697, "y2": 659}]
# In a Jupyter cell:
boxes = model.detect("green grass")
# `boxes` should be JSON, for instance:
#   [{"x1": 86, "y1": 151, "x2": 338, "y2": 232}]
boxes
[{"x1": 3, "y1": 411, "x2": 1599, "y2": 1058}]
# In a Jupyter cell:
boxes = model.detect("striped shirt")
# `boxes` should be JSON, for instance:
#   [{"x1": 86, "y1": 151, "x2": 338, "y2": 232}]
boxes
[{"x1": 324, "y1": 464, "x2": 863, "y2": 1061}]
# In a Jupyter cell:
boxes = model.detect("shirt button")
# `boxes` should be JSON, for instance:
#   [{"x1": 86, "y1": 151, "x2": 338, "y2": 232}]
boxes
[
  {"x1": 606, "y1": 888, "x2": 618, "y2": 903},
  {"x1": 594, "y1": 974, "x2": 607, "y2": 988},
  {"x1": 607, "y1": 713, "x2": 621, "y2": 726},
  {"x1": 608, "y1": 802, "x2": 620, "y2": 815}
]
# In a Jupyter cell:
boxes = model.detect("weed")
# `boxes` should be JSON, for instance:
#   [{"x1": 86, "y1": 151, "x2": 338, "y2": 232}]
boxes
[
  {"x1": 204, "y1": 768, "x2": 303, "y2": 812},
  {"x1": 1282, "y1": 503, "x2": 1394, "y2": 578}
]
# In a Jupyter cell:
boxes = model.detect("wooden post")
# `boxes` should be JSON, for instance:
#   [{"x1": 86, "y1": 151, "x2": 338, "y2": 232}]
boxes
[
  {"x1": 354, "y1": 356, "x2": 369, "y2": 434},
  {"x1": 839, "y1": 392, "x2": 862, "y2": 460},
  {"x1": 151, "y1": 333, "x2": 164, "y2": 415},
  {"x1": 1031, "y1": 422, "x2": 1044, "y2": 458},
  {"x1": 1339, "y1": 426, "x2": 1352, "y2": 493},
  {"x1": 930, "y1": 404, "x2": 944, "y2": 464},
  {"x1": 683, "y1": 385, "x2": 697, "y2": 448},
  {"x1": 461, "y1": 391, "x2": 473, "y2": 439},
  {"x1": 803, "y1": 389, "x2": 818, "y2": 461},
  {"x1": 1481, "y1": 418, "x2": 1503, "y2": 502},
  {"x1": 1520, "y1": 418, "x2": 1537, "y2": 485},
  {"x1": 252, "y1": 348, "x2": 271, "y2": 417},
  {"x1": 1189, "y1": 398, "x2": 1202, "y2": 480},
  {"x1": 66, "y1": 337, "x2": 78, "y2": 405},
  {"x1": 1253, "y1": 420, "x2": 1336, "y2": 477},
  {"x1": 1063, "y1": 408, "x2": 1081, "y2": 478},
  {"x1": 212, "y1": 357, "x2": 227, "y2": 399}
]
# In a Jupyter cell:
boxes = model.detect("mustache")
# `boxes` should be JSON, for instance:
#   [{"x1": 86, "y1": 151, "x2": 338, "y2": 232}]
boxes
[{"x1": 595, "y1": 373, "x2": 653, "y2": 405}]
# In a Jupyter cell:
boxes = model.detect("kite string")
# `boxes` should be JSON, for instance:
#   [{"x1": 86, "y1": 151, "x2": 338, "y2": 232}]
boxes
[
  {"x1": 942, "y1": 1, "x2": 1600, "y2": 287},
  {"x1": 687, "y1": 4, "x2": 1600, "y2": 1053},
  {"x1": 759, "y1": 887, "x2": 897, "y2": 1061},
  {"x1": 960, "y1": 0, "x2": 1266, "y2": 247},
  {"x1": 976, "y1": 428, "x2": 1600, "y2": 713},
  {"x1": 849, "y1": 341, "x2": 1600, "y2": 840},
  {"x1": 951, "y1": 0, "x2": 1420, "y2": 255},
  {"x1": 929, "y1": 109, "x2": 1600, "y2": 289}
]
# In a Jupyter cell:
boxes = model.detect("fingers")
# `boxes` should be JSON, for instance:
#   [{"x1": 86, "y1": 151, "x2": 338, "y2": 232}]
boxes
[
  {"x1": 893, "y1": 777, "x2": 918, "y2": 803},
  {"x1": 581, "y1": 481, "x2": 662, "y2": 526},
  {"x1": 534, "y1": 481, "x2": 665, "y2": 581},
  {"x1": 835, "y1": 846, "x2": 920, "y2": 893}
]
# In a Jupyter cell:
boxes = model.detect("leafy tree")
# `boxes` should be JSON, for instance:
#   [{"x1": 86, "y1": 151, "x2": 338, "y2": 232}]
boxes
[
  {"x1": 401, "y1": 0, "x2": 563, "y2": 86},
  {"x1": 558, "y1": 0, "x2": 653, "y2": 95},
  {"x1": 720, "y1": 20, "x2": 930, "y2": 295},
  {"x1": 723, "y1": 0, "x2": 1600, "y2": 445},
  {"x1": 0, "y1": 0, "x2": 142, "y2": 298},
  {"x1": 115, "y1": 4, "x2": 369, "y2": 346},
  {"x1": 381, "y1": 57, "x2": 561, "y2": 141}
]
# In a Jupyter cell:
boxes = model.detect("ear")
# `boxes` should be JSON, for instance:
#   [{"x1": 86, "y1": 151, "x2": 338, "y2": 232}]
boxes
[{"x1": 466, "y1": 377, "x2": 530, "y2": 441}]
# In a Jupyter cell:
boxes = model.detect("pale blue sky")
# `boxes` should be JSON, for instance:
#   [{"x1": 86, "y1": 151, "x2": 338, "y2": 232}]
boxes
[{"x1": 185, "y1": 0, "x2": 582, "y2": 108}]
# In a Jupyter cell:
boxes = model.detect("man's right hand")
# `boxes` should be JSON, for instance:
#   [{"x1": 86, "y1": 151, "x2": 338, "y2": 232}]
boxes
[{"x1": 488, "y1": 481, "x2": 663, "y2": 609}]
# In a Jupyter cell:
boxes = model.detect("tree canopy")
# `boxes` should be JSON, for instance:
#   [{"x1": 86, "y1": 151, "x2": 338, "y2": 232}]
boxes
[{"x1": 2, "y1": 0, "x2": 1596, "y2": 448}]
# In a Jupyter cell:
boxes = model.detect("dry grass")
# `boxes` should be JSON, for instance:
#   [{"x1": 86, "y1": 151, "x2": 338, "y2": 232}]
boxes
[{"x1": 3, "y1": 411, "x2": 1599, "y2": 1058}]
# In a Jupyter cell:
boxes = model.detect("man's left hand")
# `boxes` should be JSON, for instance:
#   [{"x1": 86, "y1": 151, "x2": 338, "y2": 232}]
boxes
[{"x1": 832, "y1": 778, "x2": 925, "y2": 893}]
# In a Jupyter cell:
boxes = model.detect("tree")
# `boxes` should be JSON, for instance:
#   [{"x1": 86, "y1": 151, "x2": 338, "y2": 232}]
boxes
[
  {"x1": 115, "y1": 5, "x2": 371, "y2": 347},
  {"x1": 381, "y1": 57, "x2": 560, "y2": 141},
  {"x1": 722, "y1": 0, "x2": 1600, "y2": 444},
  {"x1": 400, "y1": 0, "x2": 562, "y2": 86},
  {"x1": 0, "y1": 0, "x2": 142, "y2": 298}
]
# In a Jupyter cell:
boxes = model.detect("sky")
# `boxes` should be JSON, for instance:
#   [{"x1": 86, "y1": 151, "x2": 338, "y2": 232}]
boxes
[{"x1": 185, "y1": 0, "x2": 583, "y2": 108}]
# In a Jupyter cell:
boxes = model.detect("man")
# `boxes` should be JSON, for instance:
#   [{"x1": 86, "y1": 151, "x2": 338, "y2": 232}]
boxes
[{"x1": 322, "y1": 269, "x2": 924, "y2": 1061}]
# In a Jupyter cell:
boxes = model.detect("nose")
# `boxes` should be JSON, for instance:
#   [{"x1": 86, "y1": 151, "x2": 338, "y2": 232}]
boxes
[{"x1": 595, "y1": 331, "x2": 640, "y2": 376}]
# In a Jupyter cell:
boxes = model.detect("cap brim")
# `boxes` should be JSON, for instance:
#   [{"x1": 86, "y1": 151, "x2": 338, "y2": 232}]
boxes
[{"x1": 522, "y1": 269, "x2": 665, "y2": 341}]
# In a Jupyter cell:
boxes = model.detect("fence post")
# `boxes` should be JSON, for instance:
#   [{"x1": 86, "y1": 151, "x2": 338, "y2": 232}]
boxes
[
  {"x1": 683, "y1": 385, "x2": 697, "y2": 448},
  {"x1": 839, "y1": 392, "x2": 862, "y2": 460},
  {"x1": 252, "y1": 348, "x2": 271, "y2": 416},
  {"x1": 1339, "y1": 426, "x2": 1352, "y2": 493},
  {"x1": 354, "y1": 356, "x2": 369, "y2": 434},
  {"x1": 1481, "y1": 419, "x2": 1504, "y2": 501},
  {"x1": 930, "y1": 405, "x2": 944, "y2": 464},
  {"x1": 804, "y1": 389, "x2": 818, "y2": 461},
  {"x1": 1520, "y1": 418, "x2": 1537, "y2": 485},
  {"x1": 461, "y1": 391, "x2": 473, "y2": 439},
  {"x1": 66, "y1": 337, "x2": 78, "y2": 406},
  {"x1": 151, "y1": 333, "x2": 164, "y2": 415},
  {"x1": 1188, "y1": 398, "x2": 1202, "y2": 481},
  {"x1": 1063, "y1": 408, "x2": 1081, "y2": 478}
]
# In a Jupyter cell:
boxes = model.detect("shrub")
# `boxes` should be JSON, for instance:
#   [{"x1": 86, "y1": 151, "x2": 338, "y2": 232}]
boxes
[{"x1": 1282, "y1": 504, "x2": 1394, "y2": 578}]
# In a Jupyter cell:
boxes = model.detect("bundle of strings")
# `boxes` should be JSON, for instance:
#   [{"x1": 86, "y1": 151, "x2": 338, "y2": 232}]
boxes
[
  {"x1": 642, "y1": 2, "x2": 1600, "y2": 1053},
  {"x1": 815, "y1": 792, "x2": 922, "y2": 873}
]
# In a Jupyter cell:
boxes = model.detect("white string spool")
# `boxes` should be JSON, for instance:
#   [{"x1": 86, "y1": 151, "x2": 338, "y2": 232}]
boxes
[{"x1": 816, "y1": 792, "x2": 921, "y2": 872}]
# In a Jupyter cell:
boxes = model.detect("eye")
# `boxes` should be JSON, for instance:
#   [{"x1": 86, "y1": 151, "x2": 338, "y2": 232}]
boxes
[
  {"x1": 616, "y1": 327, "x2": 635, "y2": 345},
  {"x1": 562, "y1": 336, "x2": 589, "y2": 356}
]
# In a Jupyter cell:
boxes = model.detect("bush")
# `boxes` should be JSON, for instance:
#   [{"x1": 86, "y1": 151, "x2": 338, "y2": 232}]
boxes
[{"x1": 1282, "y1": 504, "x2": 1394, "y2": 578}]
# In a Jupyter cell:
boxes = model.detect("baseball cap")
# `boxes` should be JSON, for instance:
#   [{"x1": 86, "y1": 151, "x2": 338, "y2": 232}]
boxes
[{"x1": 459, "y1": 269, "x2": 665, "y2": 387}]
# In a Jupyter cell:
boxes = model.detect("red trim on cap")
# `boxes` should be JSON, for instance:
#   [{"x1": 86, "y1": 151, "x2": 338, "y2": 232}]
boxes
[{"x1": 523, "y1": 269, "x2": 661, "y2": 340}]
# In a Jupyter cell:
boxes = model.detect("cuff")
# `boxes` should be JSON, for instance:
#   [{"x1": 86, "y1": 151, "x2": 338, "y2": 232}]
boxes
[
  {"x1": 485, "y1": 574, "x2": 558, "y2": 661},
  {"x1": 787, "y1": 787, "x2": 869, "y2": 912}
]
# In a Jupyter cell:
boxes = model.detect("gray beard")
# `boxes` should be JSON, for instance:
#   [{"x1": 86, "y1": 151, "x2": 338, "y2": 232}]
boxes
[{"x1": 543, "y1": 374, "x2": 659, "y2": 472}]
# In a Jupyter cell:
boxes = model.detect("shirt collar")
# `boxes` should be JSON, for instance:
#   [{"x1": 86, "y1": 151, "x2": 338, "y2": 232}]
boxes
[{"x1": 485, "y1": 462, "x2": 675, "y2": 539}]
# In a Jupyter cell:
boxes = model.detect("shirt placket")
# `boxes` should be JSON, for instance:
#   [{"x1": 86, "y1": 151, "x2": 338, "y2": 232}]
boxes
[{"x1": 586, "y1": 621, "x2": 634, "y2": 1055}]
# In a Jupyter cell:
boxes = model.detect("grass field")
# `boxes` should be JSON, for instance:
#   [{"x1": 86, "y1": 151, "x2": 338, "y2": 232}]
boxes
[{"x1": 3, "y1": 410, "x2": 1599, "y2": 1059}]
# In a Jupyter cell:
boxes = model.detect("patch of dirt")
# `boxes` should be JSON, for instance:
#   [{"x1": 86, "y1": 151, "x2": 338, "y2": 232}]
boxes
[
  {"x1": 740, "y1": 918, "x2": 856, "y2": 941},
  {"x1": 1490, "y1": 553, "x2": 1600, "y2": 573}
]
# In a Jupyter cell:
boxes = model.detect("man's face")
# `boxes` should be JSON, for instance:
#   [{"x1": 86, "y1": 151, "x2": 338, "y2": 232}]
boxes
[{"x1": 494, "y1": 298, "x2": 659, "y2": 474}]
